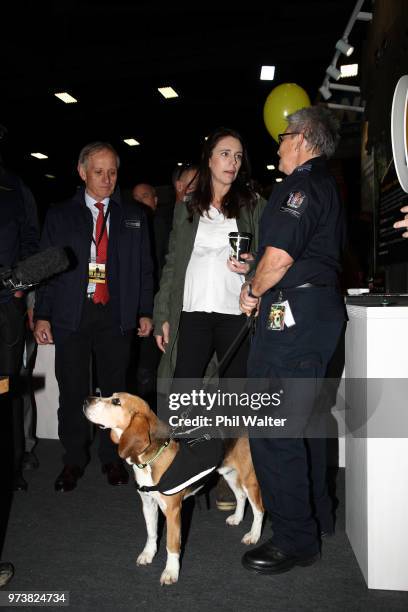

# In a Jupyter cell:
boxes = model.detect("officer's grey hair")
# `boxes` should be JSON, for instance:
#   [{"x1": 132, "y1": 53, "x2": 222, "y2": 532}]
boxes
[
  {"x1": 78, "y1": 142, "x2": 120, "y2": 168},
  {"x1": 287, "y1": 106, "x2": 340, "y2": 159}
]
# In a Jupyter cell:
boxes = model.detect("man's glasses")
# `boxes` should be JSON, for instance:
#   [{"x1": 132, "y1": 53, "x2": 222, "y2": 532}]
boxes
[{"x1": 278, "y1": 132, "x2": 300, "y2": 145}]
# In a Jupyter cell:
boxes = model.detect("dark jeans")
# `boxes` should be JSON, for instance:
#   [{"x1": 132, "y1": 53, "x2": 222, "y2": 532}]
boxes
[
  {"x1": 0, "y1": 297, "x2": 25, "y2": 376},
  {"x1": 174, "y1": 311, "x2": 249, "y2": 379},
  {"x1": 54, "y1": 299, "x2": 132, "y2": 467}
]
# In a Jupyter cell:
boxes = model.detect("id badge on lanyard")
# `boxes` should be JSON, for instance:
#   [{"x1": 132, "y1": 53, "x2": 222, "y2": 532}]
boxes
[
  {"x1": 88, "y1": 262, "x2": 106, "y2": 284},
  {"x1": 88, "y1": 203, "x2": 110, "y2": 285},
  {"x1": 266, "y1": 290, "x2": 296, "y2": 331}
]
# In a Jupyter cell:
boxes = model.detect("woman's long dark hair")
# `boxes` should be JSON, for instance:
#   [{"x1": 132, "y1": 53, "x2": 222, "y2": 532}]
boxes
[{"x1": 187, "y1": 127, "x2": 257, "y2": 221}]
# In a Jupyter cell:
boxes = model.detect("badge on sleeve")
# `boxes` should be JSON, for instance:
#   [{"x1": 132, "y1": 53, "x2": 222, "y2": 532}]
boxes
[{"x1": 280, "y1": 190, "x2": 308, "y2": 219}]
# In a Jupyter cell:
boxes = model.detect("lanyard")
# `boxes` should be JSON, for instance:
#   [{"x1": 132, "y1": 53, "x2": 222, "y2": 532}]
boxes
[{"x1": 92, "y1": 203, "x2": 111, "y2": 248}]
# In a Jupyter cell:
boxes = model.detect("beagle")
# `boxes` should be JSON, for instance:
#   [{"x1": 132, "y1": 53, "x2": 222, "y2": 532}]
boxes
[{"x1": 84, "y1": 392, "x2": 264, "y2": 585}]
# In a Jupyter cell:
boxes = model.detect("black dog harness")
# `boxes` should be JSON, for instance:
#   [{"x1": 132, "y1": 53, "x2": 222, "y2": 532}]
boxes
[{"x1": 134, "y1": 435, "x2": 224, "y2": 496}]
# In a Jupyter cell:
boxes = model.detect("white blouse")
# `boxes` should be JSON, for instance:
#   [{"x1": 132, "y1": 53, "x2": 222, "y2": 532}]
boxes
[{"x1": 182, "y1": 206, "x2": 243, "y2": 315}]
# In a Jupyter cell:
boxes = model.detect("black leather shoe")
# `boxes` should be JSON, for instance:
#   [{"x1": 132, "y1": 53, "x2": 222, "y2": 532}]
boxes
[
  {"x1": 0, "y1": 562, "x2": 14, "y2": 588},
  {"x1": 13, "y1": 471, "x2": 28, "y2": 491},
  {"x1": 242, "y1": 539, "x2": 319, "y2": 574},
  {"x1": 101, "y1": 462, "x2": 129, "y2": 486},
  {"x1": 54, "y1": 465, "x2": 84, "y2": 492}
]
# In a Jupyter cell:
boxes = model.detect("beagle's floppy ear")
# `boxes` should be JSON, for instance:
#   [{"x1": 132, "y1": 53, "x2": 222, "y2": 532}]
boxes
[{"x1": 118, "y1": 414, "x2": 150, "y2": 462}]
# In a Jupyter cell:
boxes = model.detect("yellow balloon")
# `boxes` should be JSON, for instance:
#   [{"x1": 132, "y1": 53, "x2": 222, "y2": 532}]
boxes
[{"x1": 263, "y1": 83, "x2": 311, "y2": 143}]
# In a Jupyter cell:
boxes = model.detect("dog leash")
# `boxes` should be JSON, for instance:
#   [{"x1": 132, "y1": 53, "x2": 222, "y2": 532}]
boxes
[
  {"x1": 134, "y1": 314, "x2": 257, "y2": 491},
  {"x1": 168, "y1": 311, "x2": 256, "y2": 440}
]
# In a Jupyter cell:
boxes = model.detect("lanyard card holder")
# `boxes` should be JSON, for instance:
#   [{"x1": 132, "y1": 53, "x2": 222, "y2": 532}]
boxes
[
  {"x1": 265, "y1": 290, "x2": 296, "y2": 332},
  {"x1": 88, "y1": 261, "x2": 106, "y2": 284},
  {"x1": 267, "y1": 303, "x2": 286, "y2": 331}
]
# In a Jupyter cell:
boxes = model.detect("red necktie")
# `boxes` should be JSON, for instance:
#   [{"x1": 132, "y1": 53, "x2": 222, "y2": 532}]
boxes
[{"x1": 93, "y1": 202, "x2": 109, "y2": 305}]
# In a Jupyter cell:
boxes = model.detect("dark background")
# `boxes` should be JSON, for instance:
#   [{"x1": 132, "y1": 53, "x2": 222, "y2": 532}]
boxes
[{"x1": 1, "y1": 0, "x2": 365, "y2": 210}]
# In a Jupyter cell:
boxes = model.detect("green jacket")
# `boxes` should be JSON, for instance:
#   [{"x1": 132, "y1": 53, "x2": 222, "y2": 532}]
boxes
[{"x1": 153, "y1": 197, "x2": 267, "y2": 379}]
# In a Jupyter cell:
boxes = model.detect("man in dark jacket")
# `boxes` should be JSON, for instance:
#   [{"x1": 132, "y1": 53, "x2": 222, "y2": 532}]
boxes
[
  {"x1": 34, "y1": 142, "x2": 153, "y2": 492},
  {"x1": 0, "y1": 123, "x2": 40, "y2": 586}
]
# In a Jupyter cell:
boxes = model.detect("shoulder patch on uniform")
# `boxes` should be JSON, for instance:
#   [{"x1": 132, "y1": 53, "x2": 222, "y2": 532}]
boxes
[{"x1": 279, "y1": 190, "x2": 308, "y2": 218}]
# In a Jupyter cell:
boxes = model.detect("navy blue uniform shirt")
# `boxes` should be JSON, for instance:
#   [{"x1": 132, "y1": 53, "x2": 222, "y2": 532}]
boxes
[{"x1": 258, "y1": 156, "x2": 346, "y2": 289}]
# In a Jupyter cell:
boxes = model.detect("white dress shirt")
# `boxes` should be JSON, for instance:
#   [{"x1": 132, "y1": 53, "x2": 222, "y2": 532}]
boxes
[{"x1": 183, "y1": 206, "x2": 243, "y2": 315}]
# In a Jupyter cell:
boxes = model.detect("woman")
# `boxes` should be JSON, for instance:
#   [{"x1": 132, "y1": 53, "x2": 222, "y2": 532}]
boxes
[{"x1": 153, "y1": 127, "x2": 265, "y2": 380}]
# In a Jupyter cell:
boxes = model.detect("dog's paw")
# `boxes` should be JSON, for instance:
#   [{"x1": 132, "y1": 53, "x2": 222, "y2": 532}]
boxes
[
  {"x1": 226, "y1": 514, "x2": 242, "y2": 526},
  {"x1": 160, "y1": 568, "x2": 179, "y2": 586},
  {"x1": 136, "y1": 549, "x2": 156, "y2": 565},
  {"x1": 241, "y1": 531, "x2": 261, "y2": 545}
]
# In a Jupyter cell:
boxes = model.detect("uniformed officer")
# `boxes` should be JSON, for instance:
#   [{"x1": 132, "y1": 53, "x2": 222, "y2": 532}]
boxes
[{"x1": 239, "y1": 106, "x2": 347, "y2": 574}]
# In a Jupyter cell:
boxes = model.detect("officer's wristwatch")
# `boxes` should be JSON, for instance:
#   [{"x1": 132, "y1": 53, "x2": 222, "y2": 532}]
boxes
[{"x1": 247, "y1": 283, "x2": 260, "y2": 299}]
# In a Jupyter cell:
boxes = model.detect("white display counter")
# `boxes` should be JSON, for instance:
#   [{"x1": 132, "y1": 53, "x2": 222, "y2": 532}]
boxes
[{"x1": 345, "y1": 304, "x2": 408, "y2": 591}]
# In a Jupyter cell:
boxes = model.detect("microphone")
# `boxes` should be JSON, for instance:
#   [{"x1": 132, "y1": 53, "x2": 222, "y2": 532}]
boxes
[{"x1": 0, "y1": 247, "x2": 70, "y2": 294}]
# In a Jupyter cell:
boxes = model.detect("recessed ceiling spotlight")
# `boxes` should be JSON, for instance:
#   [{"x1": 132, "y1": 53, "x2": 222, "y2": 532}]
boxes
[
  {"x1": 340, "y1": 64, "x2": 359, "y2": 78},
  {"x1": 158, "y1": 87, "x2": 179, "y2": 99},
  {"x1": 123, "y1": 138, "x2": 140, "y2": 146},
  {"x1": 54, "y1": 92, "x2": 77, "y2": 104},
  {"x1": 45, "y1": 174, "x2": 56, "y2": 179},
  {"x1": 31, "y1": 152, "x2": 48, "y2": 159},
  {"x1": 177, "y1": 162, "x2": 183, "y2": 166},
  {"x1": 266, "y1": 164, "x2": 275, "y2": 170},
  {"x1": 260, "y1": 66, "x2": 275, "y2": 81},
  {"x1": 275, "y1": 177, "x2": 283, "y2": 183}
]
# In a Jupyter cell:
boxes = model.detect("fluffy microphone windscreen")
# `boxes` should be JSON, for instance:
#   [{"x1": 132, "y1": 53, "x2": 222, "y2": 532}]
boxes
[{"x1": 14, "y1": 247, "x2": 70, "y2": 284}]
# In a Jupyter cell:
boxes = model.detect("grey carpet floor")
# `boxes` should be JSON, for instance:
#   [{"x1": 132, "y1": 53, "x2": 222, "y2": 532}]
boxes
[{"x1": 2, "y1": 440, "x2": 408, "y2": 612}]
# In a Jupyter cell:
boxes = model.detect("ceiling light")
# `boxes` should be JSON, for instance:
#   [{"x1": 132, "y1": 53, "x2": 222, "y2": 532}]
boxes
[
  {"x1": 45, "y1": 174, "x2": 56, "y2": 179},
  {"x1": 340, "y1": 64, "x2": 358, "y2": 78},
  {"x1": 319, "y1": 84, "x2": 332, "y2": 100},
  {"x1": 54, "y1": 92, "x2": 77, "y2": 104},
  {"x1": 326, "y1": 65, "x2": 341, "y2": 80},
  {"x1": 275, "y1": 178, "x2": 283, "y2": 183},
  {"x1": 158, "y1": 87, "x2": 178, "y2": 99},
  {"x1": 177, "y1": 162, "x2": 183, "y2": 166},
  {"x1": 260, "y1": 66, "x2": 275, "y2": 81},
  {"x1": 335, "y1": 39, "x2": 354, "y2": 57},
  {"x1": 30, "y1": 152, "x2": 48, "y2": 159},
  {"x1": 266, "y1": 164, "x2": 275, "y2": 170},
  {"x1": 123, "y1": 138, "x2": 140, "y2": 146}
]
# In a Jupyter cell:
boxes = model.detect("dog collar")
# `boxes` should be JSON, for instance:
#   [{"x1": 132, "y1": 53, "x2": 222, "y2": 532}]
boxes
[{"x1": 135, "y1": 439, "x2": 170, "y2": 469}]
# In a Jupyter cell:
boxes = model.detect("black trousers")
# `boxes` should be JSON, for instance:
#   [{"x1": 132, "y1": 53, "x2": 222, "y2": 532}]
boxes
[
  {"x1": 248, "y1": 287, "x2": 345, "y2": 556},
  {"x1": 0, "y1": 297, "x2": 25, "y2": 376},
  {"x1": 0, "y1": 391, "x2": 13, "y2": 557},
  {"x1": 0, "y1": 297, "x2": 26, "y2": 478},
  {"x1": 174, "y1": 311, "x2": 249, "y2": 379},
  {"x1": 54, "y1": 299, "x2": 132, "y2": 467},
  {"x1": 127, "y1": 333, "x2": 161, "y2": 411}
]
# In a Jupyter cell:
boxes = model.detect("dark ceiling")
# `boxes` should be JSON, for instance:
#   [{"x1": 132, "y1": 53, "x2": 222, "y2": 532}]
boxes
[{"x1": 1, "y1": 0, "x2": 366, "y2": 205}]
